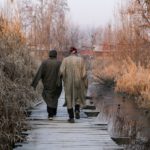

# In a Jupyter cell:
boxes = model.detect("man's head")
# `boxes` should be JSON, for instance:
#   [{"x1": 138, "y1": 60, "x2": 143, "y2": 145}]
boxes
[
  {"x1": 49, "y1": 49, "x2": 57, "y2": 58},
  {"x1": 70, "y1": 47, "x2": 77, "y2": 54}
]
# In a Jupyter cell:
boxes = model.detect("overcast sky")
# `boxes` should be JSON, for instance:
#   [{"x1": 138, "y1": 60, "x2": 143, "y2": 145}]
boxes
[
  {"x1": 0, "y1": 0, "x2": 121, "y2": 28},
  {"x1": 67, "y1": 0, "x2": 121, "y2": 28}
]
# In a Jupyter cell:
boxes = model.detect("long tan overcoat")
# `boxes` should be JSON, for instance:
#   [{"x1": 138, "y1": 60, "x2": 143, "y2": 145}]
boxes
[{"x1": 60, "y1": 54, "x2": 88, "y2": 109}]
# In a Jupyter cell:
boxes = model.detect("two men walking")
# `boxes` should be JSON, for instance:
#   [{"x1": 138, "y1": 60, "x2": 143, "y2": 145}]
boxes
[{"x1": 31, "y1": 47, "x2": 88, "y2": 123}]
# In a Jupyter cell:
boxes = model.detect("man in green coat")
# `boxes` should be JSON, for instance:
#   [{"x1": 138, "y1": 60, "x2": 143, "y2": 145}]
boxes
[
  {"x1": 60, "y1": 47, "x2": 88, "y2": 123},
  {"x1": 31, "y1": 50, "x2": 62, "y2": 120}
]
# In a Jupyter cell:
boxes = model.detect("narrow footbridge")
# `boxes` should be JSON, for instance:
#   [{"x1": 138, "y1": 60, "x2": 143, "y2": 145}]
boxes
[{"x1": 14, "y1": 91, "x2": 123, "y2": 150}]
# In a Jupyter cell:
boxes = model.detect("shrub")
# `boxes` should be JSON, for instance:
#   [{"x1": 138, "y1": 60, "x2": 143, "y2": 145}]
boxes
[{"x1": 0, "y1": 16, "x2": 40, "y2": 149}]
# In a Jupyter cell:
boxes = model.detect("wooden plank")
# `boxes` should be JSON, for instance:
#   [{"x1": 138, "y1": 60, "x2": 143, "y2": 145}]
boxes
[{"x1": 14, "y1": 91, "x2": 124, "y2": 150}]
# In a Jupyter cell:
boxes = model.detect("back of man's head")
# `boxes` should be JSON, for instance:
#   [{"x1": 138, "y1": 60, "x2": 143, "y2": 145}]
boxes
[
  {"x1": 49, "y1": 49, "x2": 57, "y2": 58},
  {"x1": 70, "y1": 47, "x2": 77, "y2": 54}
]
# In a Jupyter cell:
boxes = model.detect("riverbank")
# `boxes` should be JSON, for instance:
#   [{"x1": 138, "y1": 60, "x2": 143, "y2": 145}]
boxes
[
  {"x1": 90, "y1": 82, "x2": 150, "y2": 150},
  {"x1": 92, "y1": 57, "x2": 150, "y2": 110}
]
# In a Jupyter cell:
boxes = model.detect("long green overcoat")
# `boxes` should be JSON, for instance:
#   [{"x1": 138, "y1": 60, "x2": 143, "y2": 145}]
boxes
[
  {"x1": 60, "y1": 54, "x2": 88, "y2": 109},
  {"x1": 31, "y1": 58, "x2": 62, "y2": 108}
]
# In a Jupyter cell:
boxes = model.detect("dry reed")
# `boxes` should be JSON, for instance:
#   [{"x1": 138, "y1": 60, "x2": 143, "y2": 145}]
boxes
[
  {"x1": 92, "y1": 0, "x2": 150, "y2": 109},
  {"x1": 0, "y1": 16, "x2": 40, "y2": 149},
  {"x1": 92, "y1": 56, "x2": 150, "y2": 109}
]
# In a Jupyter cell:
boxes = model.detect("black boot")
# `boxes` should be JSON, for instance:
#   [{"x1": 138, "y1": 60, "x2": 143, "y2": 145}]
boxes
[
  {"x1": 53, "y1": 108, "x2": 57, "y2": 116},
  {"x1": 47, "y1": 106, "x2": 54, "y2": 120},
  {"x1": 63, "y1": 101, "x2": 67, "y2": 107},
  {"x1": 75, "y1": 104, "x2": 80, "y2": 119},
  {"x1": 67, "y1": 108, "x2": 75, "y2": 123}
]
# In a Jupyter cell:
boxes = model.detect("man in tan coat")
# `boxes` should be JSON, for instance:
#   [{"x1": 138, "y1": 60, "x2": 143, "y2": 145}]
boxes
[{"x1": 60, "y1": 47, "x2": 88, "y2": 123}]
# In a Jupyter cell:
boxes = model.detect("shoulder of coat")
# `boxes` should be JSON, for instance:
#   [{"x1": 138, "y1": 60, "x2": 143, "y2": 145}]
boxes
[
  {"x1": 63, "y1": 56, "x2": 70, "y2": 61},
  {"x1": 42, "y1": 58, "x2": 52, "y2": 65},
  {"x1": 41, "y1": 59, "x2": 48, "y2": 65}
]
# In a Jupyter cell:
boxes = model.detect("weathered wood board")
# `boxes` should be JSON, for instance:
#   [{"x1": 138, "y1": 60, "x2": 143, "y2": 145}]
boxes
[{"x1": 14, "y1": 91, "x2": 124, "y2": 150}]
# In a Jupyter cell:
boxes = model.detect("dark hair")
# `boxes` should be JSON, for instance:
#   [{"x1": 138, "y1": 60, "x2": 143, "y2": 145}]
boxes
[
  {"x1": 49, "y1": 49, "x2": 57, "y2": 58},
  {"x1": 70, "y1": 47, "x2": 77, "y2": 54}
]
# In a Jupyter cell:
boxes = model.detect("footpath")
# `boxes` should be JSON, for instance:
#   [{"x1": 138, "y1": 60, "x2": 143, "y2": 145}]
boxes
[{"x1": 14, "y1": 90, "x2": 123, "y2": 150}]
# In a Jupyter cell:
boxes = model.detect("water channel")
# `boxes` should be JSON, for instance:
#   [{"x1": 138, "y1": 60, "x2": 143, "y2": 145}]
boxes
[{"x1": 89, "y1": 83, "x2": 150, "y2": 150}]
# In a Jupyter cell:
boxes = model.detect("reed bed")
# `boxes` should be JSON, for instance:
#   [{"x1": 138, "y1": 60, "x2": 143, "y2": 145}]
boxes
[
  {"x1": 0, "y1": 16, "x2": 40, "y2": 149},
  {"x1": 92, "y1": 0, "x2": 150, "y2": 109},
  {"x1": 92, "y1": 57, "x2": 150, "y2": 109},
  {"x1": 115, "y1": 58, "x2": 150, "y2": 108},
  {"x1": 92, "y1": 57, "x2": 120, "y2": 87}
]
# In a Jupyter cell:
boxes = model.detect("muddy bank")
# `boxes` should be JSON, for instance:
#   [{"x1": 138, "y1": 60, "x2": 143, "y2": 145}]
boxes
[{"x1": 89, "y1": 83, "x2": 150, "y2": 150}]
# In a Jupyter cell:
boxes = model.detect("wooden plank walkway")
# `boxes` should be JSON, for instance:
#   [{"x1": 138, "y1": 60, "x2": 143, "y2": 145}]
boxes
[{"x1": 14, "y1": 91, "x2": 123, "y2": 150}]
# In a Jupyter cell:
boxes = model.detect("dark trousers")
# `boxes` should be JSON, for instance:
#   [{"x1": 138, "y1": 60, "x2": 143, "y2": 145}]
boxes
[
  {"x1": 47, "y1": 106, "x2": 57, "y2": 117},
  {"x1": 67, "y1": 104, "x2": 80, "y2": 119},
  {"x1": 75, "y1": 104, "x2": 80, "y2": 113},
  {"x1": 67, "y1": 108, "x2": 74, "y2": 119}
]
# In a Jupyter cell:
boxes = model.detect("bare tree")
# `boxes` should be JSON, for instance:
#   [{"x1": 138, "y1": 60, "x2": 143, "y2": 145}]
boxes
[
  {"x1": 112, "y1": 0, "x2": 150, "y2": 67},
  {"x1": 18, "y1": 0, "x2": 68, "y2": 51},
  {"x1": 81, "y1": 27, "x2": 103, "y2": 50}
]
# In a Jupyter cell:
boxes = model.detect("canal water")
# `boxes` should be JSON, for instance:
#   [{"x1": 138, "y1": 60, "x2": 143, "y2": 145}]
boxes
[{"x1": 89, "y1": 83, "x2": 150, "y2": 150}]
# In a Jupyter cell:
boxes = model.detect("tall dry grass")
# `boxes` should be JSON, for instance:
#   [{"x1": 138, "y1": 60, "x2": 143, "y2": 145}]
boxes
[
  {"x1": 92, "y1": 0, "x2": 150, "y2": 109},
  {"x1": 115, "y1": 58, "x2": 150, "y2": 108},
  {"x1": 0, "y1": 16, "x2": 40, "y2": 149},
  {"x1": 92, "y1": 57, "x2": 119, "y2": 87},
  {"x1": 92, "y1": 57, "x2": 150, "y2": 109}
]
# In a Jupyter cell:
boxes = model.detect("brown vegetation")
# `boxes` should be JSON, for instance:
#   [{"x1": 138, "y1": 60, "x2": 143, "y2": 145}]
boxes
[
  {"x1": 19, "y1": 0, "x2": 69, "y2": 51},
  {"x1": 0, "y1": 16, "x2": 40, "y2": 149},
  {"x1": 92, "y1": 57, "x2": 119, "y2": 87},
  {"x1": 115, "y1": 58, "x2": 150, "y2": 108},
  {"x1": 93, "y1": 0, "x2": 150, "y2": 109}
]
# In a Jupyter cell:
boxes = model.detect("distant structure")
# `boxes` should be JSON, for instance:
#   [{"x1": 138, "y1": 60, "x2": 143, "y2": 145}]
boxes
[
  {"x1": 29, "y1": 44, "x2": 112, "y2": 62},
  {"x1": 79, "y1": 43, "x2": 112, "y2": 58}
]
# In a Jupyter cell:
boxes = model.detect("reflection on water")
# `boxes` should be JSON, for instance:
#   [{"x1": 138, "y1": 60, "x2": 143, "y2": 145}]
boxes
[{"x1": 90, "y1": 83, "x2": 150, "y2": 150}]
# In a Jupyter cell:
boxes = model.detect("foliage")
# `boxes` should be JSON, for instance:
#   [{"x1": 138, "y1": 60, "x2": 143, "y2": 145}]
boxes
[
  {"x1": 93, "y1": 0, "x2": 150, "y2": 109},
  {"x1": 115, "y1": 58, "x2": 150, "y2": 108},
  {"x1": 92, "y1": 57, "x2": 118, "y2": 87},
  {"x1": 112, "y1": 0, "x2": 150, "y2": 67},
  {"x1": 92, "y1": 56, "x2": 150, "y2": 109},
  {"x1": 18, "y1": 0, "x2": 69, "y2": 50},
  {"x1": 0, "y1": 15, "x2": 40, "y2": 149}
]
